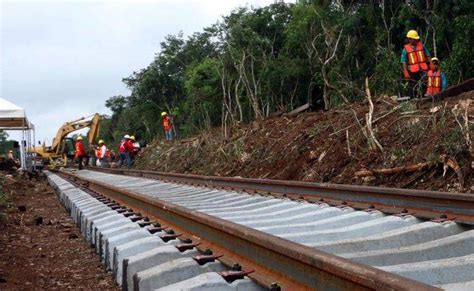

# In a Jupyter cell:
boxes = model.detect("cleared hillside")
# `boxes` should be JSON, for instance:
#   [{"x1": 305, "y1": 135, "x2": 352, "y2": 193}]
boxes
[{"x1": 135, "y1": 91, "x2": 473, "y2": 193}]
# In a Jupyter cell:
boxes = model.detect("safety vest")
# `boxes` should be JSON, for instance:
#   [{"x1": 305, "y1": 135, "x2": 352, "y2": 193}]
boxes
[
  {"x1": 404, "y1": 42, "x2": 429, "y2": 73},
  {"x1": 162, "y1": 116, "x2": 172, "y2": 130},
  {"x1": 75, "y1": 141, "x2": 86, "y2": 158},
  {"x1": 95, "y1": 148, "x2": 101, "y2": 158},
  {"x1": 426, "y1": 70, "x2": 441, "y2": 95},
  {"x1": 119, "y1": 140, "x2": 127, "y2": 153},
  {"x1": 98, "y1": 145, "x2": 107, "y2": 158}
]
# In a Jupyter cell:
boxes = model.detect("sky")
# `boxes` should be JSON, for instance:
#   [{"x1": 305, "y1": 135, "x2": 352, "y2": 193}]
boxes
[{"x1": 0, "y1": 0, "x2": 281, "y2": 144}]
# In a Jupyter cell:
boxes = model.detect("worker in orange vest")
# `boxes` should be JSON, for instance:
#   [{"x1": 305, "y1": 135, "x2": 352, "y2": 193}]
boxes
[
  {"x1": 161, "y1": 112, "x2": 173, "y2": 141},
  {"x1": 401, "y1": 30, "x2": 431, "y2": 98},
  {"x1": 74, "y1": 136, "x2": 87, "y2": 170},
  {"x1": 97, "y1": 140, "x2": 107, "y2": 167},
  {"x1": 425, "y1": 57, "x2": 447, "y2": 96},
  {"x1": 94, "y1": 145, "x2": 101, "y2": 166},
  {"x1": 118, "y1": 135, "x2": 134, "y2": 168}
]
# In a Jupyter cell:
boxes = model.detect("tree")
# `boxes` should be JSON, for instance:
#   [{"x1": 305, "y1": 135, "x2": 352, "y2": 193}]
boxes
[{"x1": 100, "y1": 0, "x2": 473, "y2": 142}]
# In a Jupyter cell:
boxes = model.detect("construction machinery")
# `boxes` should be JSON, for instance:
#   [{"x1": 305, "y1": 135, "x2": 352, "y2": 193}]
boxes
[{"x1": 29, "y1": 114, "x2": 101, "y2": 168}]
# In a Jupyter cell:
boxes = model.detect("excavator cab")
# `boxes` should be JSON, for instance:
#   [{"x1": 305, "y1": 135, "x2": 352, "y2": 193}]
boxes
[{"x1": 62, "y1": 137, "x2": 76, "y2": 159}]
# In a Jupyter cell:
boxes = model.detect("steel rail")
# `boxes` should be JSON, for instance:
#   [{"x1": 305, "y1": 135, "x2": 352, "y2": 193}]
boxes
[
  {"x1": 87, "y1": 166, "x2": 474, "y2": 224},
  {"x1": 57, "y1": 169, "x2": 438, "y2": 291}
]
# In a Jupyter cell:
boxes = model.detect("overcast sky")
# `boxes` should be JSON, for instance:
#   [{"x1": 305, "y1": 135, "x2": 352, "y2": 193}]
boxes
[{"x1": 1, "y1": 0, "x2": 281, "y2": 144}]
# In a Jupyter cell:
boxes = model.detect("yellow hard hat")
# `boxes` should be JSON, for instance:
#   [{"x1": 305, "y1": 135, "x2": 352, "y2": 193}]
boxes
[
  {"x1": 98, "y1": 139, "x2": 104, "y2": 144},
  {"x1": 76, "y1": 136, "x2": 83, "y2": 141},
  {"x1": 9, "y1": 150, "x2": 13, "y2": 153},
  {"x1": 406, "y1": 30, "x2": 420, "y2": 40},
  {"x1": 431, "y1": 57, "x2": 440, "y2": 63},
  {"x1": 130, "y1": 136, "x2": 135, "y2": 141},
  {"x1": 161, "y1": 112, "x2": 167, "y2": 117}
]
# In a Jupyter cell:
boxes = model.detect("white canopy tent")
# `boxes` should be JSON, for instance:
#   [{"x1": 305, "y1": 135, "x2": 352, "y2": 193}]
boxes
[{"x1": 0, "y1": 98, "x2": 35, "y2": 170}]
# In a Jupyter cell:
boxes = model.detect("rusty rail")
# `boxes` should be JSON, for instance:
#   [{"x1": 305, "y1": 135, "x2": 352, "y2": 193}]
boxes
[
  {"x1": 87, "y1": 166, "x2": 474, "y2": 224},
  {"x1": 56, "y1": 169, "x2": 440, "y2": 290}
]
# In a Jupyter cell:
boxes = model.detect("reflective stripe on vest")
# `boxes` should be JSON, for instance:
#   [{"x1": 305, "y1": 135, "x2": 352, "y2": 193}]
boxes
[
  {"x1": 119, "y1": 141, "x2": 126, "y2": 152},
  {"x1": 404, "y1": 42, "x2": 428, "y2": 73},
  {"x1": 427, "y1": 70, "x2": 441, "y2": 95}
]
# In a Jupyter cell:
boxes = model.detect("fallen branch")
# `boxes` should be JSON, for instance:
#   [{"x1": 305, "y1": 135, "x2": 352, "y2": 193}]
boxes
[
  {"x1": 354, "y1": 154, "x2": 466, "y2": 188},
  {"x1": 354, "y1": 162, "x2": 429, "y2": 177}
]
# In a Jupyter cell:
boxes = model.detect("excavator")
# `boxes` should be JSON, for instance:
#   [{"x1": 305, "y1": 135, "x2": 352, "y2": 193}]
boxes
[{"x1": 29, "y1": 114, "x2": 101, "y2": 169}]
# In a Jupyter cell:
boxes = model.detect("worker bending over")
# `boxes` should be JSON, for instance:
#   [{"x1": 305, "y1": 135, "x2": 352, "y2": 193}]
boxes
[
  {"x1": 75, "y1": 136, "x2": 86, "y2": 170},
  {"x1": 401, "y1": 30, "x2": 431, "y2": 98},
  {"x1": 161, "y1": 112, "x2": 173, "y2": 141},
  {"x1": 425, "y1": 57, "x2": 447, "y2": 96}
]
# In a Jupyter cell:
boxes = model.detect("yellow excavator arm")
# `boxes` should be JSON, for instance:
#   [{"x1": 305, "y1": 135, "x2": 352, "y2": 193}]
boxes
[
  {"x1": 50, "y1": 113, "x2": 101, "y2": 154},
  {"x1": 29, "y1": 114, "x2": 101, "y2": 167}
]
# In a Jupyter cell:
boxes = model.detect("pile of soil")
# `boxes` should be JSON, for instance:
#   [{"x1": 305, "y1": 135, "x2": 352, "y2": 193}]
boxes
[
  {"x1": 135, "y1": 91, "x2": 473, "y2": 193},
  {"x1": 0, "y1": 172, "x2": 118, "y2": 290}
]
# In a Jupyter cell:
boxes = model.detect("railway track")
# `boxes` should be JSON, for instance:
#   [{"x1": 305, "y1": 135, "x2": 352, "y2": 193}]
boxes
[{"x1": 47, "y1": 167, "x2": 474, "y2": 290}]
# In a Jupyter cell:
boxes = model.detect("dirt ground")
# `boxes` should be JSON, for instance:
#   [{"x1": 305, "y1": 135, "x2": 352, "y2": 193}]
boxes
[
  {"x1": 0, "y1": 171, "x2": 118, "y2": 290},
  {"x1": 135, "y1": 91, "x2": 473, "y2": 193}
]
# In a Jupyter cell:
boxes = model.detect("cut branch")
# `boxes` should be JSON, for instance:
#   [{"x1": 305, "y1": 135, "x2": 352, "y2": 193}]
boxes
[
  {"x1": 354, "y1": 163, "x2": 430, "y2": 177},
  {"x1": 365, "y1": 78, "x2": 383, "y2": 152}
]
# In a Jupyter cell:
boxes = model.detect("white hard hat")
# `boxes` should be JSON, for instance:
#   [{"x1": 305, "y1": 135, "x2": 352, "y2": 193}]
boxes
[{"x1": 124, "y1": 134, "x2": 130, "y2": 139}]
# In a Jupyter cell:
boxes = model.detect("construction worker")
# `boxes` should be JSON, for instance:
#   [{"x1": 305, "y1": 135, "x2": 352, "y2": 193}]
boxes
[
  {"x1": 425, "y1": 57, "x2": 447, "y2": 96},
  {"x1": 7, "y1": 150, "x2": 14, "y2": 160},
  {"x1": 74, "y1": 136, "x2": 86, "y2": 170},
  {"x1": 128, "y1": 136, "x2": 139, "y2": 166},
  {"x1": 94, "y1": 145, "x2": 101, "y2": 166},
  {"x1": 97, "y1": 140, "x2": 107, "y2": 167},
  {"x1": 401, "y1": 30, "x2": 431, "y2": 98},
  {"x1": 118, "y1": 135, "x2": 133, "y2": 169},
  {"x1": 130, "y1": 136, "x2": 140, "y2": 154},
  {"x1": 161, "y1": 112, "x2": 173, "y2": 141}
]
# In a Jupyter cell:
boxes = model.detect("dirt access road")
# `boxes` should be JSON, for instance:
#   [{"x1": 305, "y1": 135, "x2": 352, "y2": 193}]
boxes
[{"x1": 0, "y1": 172, "x2": 117, "y2": 290}]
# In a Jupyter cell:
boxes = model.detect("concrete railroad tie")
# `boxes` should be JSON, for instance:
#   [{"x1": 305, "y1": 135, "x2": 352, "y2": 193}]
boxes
[{"x1": 46, "y1": 172, "x2": 263, "y2": 291}]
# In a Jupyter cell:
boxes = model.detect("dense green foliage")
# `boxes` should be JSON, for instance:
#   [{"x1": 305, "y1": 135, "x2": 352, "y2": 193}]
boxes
[{"x1": 101, "y1": 0, "x2": 473, "y2": 146}]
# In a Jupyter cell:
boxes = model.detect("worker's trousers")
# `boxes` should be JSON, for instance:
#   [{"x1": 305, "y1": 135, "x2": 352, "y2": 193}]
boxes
[
  {"x1": 405, "y1": 71, "x2": 426, "y2": 99},
  {"x1": 165, "y1": 129, "x2": 173, "y2": 141},
  {"x1": 118, "y1": 152, "x2": 132, "y2": 169},
  {"x1": 77, "y1": 156, "x2": 84, "y2": 170}
]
